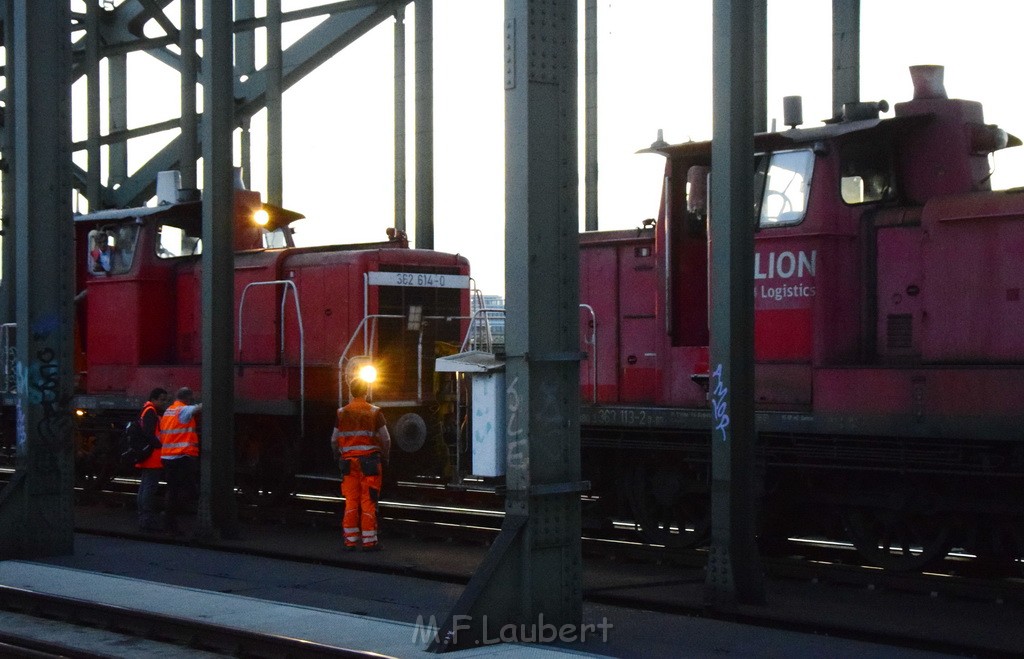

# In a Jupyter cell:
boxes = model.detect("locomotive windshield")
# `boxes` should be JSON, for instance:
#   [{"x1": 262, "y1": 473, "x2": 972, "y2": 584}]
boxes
[
  {"x1": 87, "y1": 224, "x2": 138, "y2": 275},
  {"x1": 758, "y1": 149, "x2": 814, "y2": 227}
]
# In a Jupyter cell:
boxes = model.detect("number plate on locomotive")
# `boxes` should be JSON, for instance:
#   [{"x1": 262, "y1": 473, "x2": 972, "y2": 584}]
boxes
[{"x1": 367, "y1": 272, "x2": 470, "y2": 289}]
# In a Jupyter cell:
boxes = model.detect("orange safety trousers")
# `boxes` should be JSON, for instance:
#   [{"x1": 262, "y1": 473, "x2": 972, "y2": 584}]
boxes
[{"x1": 341, "y1": 457, "x2": 382, "y2": 547}]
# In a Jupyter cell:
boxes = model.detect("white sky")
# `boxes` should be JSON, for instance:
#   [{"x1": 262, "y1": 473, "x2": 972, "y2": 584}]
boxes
[{"x1": 73, "y1": 0, "x2": 1024, "y2": 296}]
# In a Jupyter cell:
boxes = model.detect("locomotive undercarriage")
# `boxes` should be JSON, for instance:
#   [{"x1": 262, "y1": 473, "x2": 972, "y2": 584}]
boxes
[
  {"x1": 4, "y1": 392, "x2": 1021, "y2": 574},
  {"x1": 581, "y1": 420, "x2": 1024, "y2": 572}
]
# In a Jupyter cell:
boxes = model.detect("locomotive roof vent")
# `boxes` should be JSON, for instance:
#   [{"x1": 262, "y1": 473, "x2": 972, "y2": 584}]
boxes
[{"x1": 910, "y1": 64, "x2": 947, "y2": 100}]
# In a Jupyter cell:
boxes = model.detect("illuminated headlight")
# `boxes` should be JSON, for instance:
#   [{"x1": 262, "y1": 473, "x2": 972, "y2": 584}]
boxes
[
  {"x1": 75, "y1": 409, "x2": 86, "y2": 417},
  {"x1": 357, "y1": 364, "x2": 378, "y2": 383},
  {"x1": 253, "y1": 208, "x2": 270, "y2": 226},
  {"x1": 345, "y1": 356, "x2": 379, "y2": 387}
]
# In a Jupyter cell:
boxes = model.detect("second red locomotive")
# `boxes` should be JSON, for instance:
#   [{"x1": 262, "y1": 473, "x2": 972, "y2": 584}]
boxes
[
  {"x1": 439, "y1": 65, "x2": 1024, "y2": 572},
  {"x1": 571, "y1": 65, "x2": 1024, "y2": 570}
]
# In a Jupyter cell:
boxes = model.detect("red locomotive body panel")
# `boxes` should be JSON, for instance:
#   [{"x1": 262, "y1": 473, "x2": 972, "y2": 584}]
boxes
[
  {"x1": 920, "y1": 193, "x2": 1024, "y2": 363},
  {"x1": 579, "y1": 230, "x2": 659, "y2": 403}
]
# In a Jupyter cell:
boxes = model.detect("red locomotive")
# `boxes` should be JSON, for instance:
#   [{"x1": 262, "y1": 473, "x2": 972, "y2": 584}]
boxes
[
  {"x1": 21, "y1": 171, "x2": 470, "y2": 499},
  {"x1": 569, "y1": 65, "x2": 1024, "y2": 569}
]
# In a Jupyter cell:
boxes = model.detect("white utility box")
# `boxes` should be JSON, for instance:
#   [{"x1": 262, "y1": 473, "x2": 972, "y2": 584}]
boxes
[
  {"x1": 434, "y1": 350, "x2": 506, "y2": 478},
  {"x1": 470, "y1": 371, "x2": 506, "y2": 477}
]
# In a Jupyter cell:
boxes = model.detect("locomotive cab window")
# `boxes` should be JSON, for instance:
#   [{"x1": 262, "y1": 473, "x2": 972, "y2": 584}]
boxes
[
  {"x1": 88, "y1": 224, "x2": 138, "y2": 275},
  {"x1": 157, "y1": 224, "x2": 202, "y2": 258},
  {"x1": 839, "y1": 143, "x2": 895, "y2": 205},
  {"x1": 759, "y1": 149, "x2": 814, "y2": 227},
  {"x1": 262, "y1": 227, "x2": 290, "y2": 249}
]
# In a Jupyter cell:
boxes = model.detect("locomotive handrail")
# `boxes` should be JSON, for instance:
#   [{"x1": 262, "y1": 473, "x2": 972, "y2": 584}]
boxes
[
  {"x1": 580, "y1": 304, "x2": 597, "y2": 405},
  {"x1": 454, "y1": 306, "x2": 597, "y2": 403},
  {"x1": 336, "y1": 313, "x2": 404, "y2": 407},
  {"x1": 459, "y1": 308, "x2": 506, "y2": 354},
  {"x1": 469, "y1": 282, "x2": 498, "y2": 349},
  {"x1": 237, "y1": 280, "x2": 305, "y2": 429}
]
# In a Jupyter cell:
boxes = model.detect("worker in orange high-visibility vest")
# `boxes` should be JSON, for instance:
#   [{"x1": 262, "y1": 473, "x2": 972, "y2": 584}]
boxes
[
  {"x1": 135, "y1": 387, "x2": 170, "y2": 532},
  {"x1": 159, "y1": 386, "x2": 202, "y2": 534},
  {"x1": 332, "y1": 378, "x2": 391, "y2": 551}
]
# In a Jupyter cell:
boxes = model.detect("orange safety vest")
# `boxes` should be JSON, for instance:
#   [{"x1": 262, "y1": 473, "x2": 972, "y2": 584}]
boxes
[
  {"x1": 335, "y1": 398, "x2": 385, "y2": 459},
  {"x1": 135, "y1": 401, "x2": 163, "y2": 469},
  {"x1": 160, "y1": 400, "x2": 199, "y2": 459}
]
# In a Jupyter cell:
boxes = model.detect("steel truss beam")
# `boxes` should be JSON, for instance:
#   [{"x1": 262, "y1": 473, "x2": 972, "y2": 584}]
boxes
[{"x1": 61, "y1": 0, "x2": 406, "y2": 210}]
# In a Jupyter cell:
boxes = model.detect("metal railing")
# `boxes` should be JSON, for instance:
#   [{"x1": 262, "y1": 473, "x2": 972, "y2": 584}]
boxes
[
  {"x1": 580, "y1": 303, "x2": 597, "y2": 404},
  {"x1": 336, "y1": 314, "x2": 405, "y2": 407},
  {"x1": 455, "y1": 305, "x2": 597, "y2": 403},
  {"x1": 337, "y1": 312, "x2": 477, "y2": 407},
  {"x1": 459, "y1": 307, "x2": 506, "y2": 354}
]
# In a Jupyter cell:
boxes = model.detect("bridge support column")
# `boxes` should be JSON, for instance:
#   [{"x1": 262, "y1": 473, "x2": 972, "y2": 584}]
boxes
[
  {"x1": 0, "y1": 0, "x2": 75, "y2": 559},
  {"x1": 429, "y1": 0, "x2": 583, "y2": 650},
  {"x1": 705, "y1": 0, "x2": 765, "y2": 608},
  {"x1": 197, "y1": 0, "x2": 239, "y2": 540}
]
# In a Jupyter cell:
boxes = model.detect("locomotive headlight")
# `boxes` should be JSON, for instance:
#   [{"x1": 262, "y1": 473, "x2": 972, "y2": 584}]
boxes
[
  {"x1": 345, "y1": 356, "x2": 379, "y2": 390},
  {"x1": 357, "y1": 364, "x2": 378, "y2": 383},
  {"x1": 252, "y1": 208, "x2": 270, "y2": 226}
]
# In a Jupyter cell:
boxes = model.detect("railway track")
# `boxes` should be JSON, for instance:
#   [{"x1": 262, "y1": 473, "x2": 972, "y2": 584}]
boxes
[
  {"x1": 5, "y1": 466, "x2": 1024, "y2": 606},
  {"x1": 72, "y1": 475, "x2": 1024, "y2": 603},
  {"x1": 3, "y1": 477, "x2": 1022, "y2": 655}
]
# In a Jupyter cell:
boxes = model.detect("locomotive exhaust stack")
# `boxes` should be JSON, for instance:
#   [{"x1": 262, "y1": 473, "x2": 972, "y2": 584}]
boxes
[{"x1": 909, "y1": 64, "x2": 947, "y2": 99}]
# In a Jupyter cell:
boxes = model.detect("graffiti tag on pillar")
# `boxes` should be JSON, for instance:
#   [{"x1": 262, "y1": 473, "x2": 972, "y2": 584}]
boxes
[
  {"x1": 505, "y1": 376, "x2": 529, "y2": 478},
  {"x1": 14, "y1": 346, "x2": 71, "y2": 445},
  {"x1": 710, "y1": 363, "x2": 729, "y2": 442},
  {"x1": 15, "y1": 400, "x2": 27, "y2": 451},
  {"x1": 535, "y1": 380, "x2": 567, "y2": 462}
]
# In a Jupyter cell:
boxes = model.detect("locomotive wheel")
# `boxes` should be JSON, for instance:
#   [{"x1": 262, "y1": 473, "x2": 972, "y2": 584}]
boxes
[
  {"x1": 962, "y1": 514, "x2": 1024, "y2": 577},
  {"x1": 74, "y1": 426, "x2": 119, "y2": 499},
  {"x1": 626, "y1": 461, "x2": 710, "y2": 549},
  {"x1": 842, "y1": 491, "x2": 954, "y2": 572},
  {"x1": 235, "y1": 428, "x2": 294, "y2": 507}
]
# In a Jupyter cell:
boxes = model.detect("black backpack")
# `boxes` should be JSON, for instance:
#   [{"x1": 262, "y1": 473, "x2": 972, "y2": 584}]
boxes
[{"x1": 120, "y1": 419, "x2": 155, "y2": 465}]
